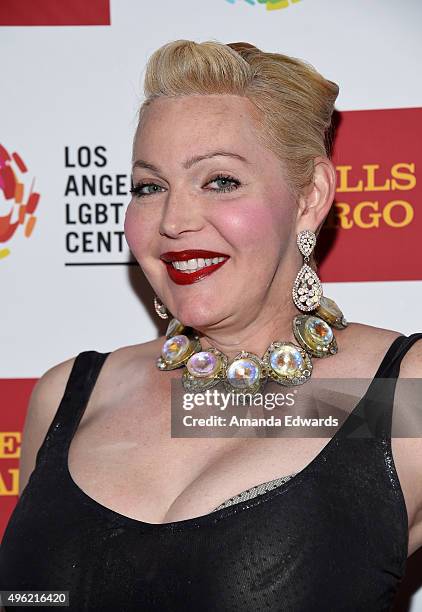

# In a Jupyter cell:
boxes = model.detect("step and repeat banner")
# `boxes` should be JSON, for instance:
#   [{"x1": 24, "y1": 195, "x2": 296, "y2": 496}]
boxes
[{"x1": 1, "y1": 0, "x2": 421, "y2": 608}]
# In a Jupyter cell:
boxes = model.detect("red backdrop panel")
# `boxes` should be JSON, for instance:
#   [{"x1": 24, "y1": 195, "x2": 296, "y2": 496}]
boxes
[
  {"x1": 0, "y1": 380, "x2": 36, "y2": 540},
  {"x1": 0, "y1": 0, "x2": 110, "y2": 26},
  {"x1": 320, "y1": 107, "x2": 420, "y2": 282}
]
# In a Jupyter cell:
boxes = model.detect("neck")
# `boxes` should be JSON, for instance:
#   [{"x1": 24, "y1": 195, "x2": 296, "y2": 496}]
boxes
[{"x1": 194, "y1": 294, "x2": 301, "y2": 360}]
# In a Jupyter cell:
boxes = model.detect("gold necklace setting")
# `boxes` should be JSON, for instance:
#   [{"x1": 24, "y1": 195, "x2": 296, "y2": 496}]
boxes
[{"x1": 156, "y1": 296, "x2": 348, "y2": 398}]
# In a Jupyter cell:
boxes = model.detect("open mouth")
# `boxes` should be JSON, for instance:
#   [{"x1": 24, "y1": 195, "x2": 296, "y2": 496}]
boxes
[
  {"x1": 169, "y1": 256, "x2": 228, "y2": 273},
  {"x1": 160, "y1": 250, "x2": 230, "y2": 285}
]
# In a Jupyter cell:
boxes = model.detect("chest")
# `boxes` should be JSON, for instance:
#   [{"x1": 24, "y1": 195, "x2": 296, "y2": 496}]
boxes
[
  {"x1": 68, "y1": 392, "x2": 329, "y2": 523},
  {"x1": 67, "y1": 368, "x2": 421, "y2": 543}
]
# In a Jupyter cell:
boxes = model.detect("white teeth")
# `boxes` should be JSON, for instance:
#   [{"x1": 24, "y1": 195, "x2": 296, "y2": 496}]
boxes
[{"x1": 171, "y1": 256, "x2": 227, "y2": 272}]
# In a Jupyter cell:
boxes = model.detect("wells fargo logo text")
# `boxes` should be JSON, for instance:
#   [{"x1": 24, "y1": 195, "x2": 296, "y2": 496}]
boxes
[{"x1": 330, "y1": 162, "x2": 416, "y2": 229}]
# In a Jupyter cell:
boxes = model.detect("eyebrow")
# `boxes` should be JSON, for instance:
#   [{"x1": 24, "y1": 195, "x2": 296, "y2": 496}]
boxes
[{"x1": 132, "y1": 150, "x2": 250, "y2": 173}]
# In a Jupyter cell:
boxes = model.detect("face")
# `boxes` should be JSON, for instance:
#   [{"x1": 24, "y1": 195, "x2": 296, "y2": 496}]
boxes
[{"x1": 125, "y1": 94, "x2": 299, "y2": 331}]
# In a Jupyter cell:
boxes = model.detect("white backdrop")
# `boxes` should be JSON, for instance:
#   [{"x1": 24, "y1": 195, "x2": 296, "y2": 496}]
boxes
[
  {"x1": 1, "y1": 0, "x2": 422, "y2": 608},
  {"x1": 2, "y1": 0, "x2": 422, "y2": 377}
]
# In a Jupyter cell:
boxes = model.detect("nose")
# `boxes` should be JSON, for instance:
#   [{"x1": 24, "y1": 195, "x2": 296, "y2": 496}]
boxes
[{"x1": 159, "y1": 190, "x2": 204, "y2": 238}]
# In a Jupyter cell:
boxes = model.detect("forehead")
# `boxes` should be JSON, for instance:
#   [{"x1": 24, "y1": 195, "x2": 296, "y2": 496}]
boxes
[{"x1": 134, "y1": 94, "x2": 264, "y2": 152}]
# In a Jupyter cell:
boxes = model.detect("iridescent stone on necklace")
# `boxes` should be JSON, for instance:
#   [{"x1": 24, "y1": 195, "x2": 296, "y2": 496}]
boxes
[
  {"x1": 165, "y1": 317, "x2": 186, "y2": 338},
  {"x1": 226, "y1": 357, "x2": 261, "y2": 389},
  {"x1": 315, "y1": 295, "x2": 348, "y2": 329},
  {"x1": 263, "y1": 341, "x2": 312, "y2": 386},
  {"x1": 269, "y1": 344, "x2": 305, "y2": 377},
  {"x1": 318, "y1": 296, "x2": 341, "y2": 318},
  {"x1": 303, "y1": 316, "x2": 333, "y2": 348},
  {"x1": 293, "y1": 314, "x2": 337, "y2": 358},
  {"x1": 186, "y1": 351, "x2": 221, "y2": 378},
  {"x1": 161, "y1": 334, "x2": 191, "y2": 365}
]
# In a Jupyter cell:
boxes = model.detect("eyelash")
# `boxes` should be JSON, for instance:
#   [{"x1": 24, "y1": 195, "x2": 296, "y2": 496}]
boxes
[{"x1": 129, "y1": 174, "x2": 241, "y2": 198}]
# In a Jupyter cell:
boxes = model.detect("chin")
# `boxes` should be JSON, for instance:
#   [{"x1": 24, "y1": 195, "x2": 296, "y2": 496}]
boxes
[{"x1": 170, "y1": 302, "x2": 220, "y2": 331}]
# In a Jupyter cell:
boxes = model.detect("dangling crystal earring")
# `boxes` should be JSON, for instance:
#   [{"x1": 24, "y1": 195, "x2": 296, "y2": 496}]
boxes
[
  {"x1": 292, "y1": 229, "x2": 323, "y2": 312},
  {"x1": 153, "y1": 295, "x2": 169, "y2": 319}
]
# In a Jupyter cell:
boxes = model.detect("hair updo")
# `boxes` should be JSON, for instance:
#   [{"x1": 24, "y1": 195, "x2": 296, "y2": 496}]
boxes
[{"x1": 136, "y1": 39, "x2": 339, "y2": 267}]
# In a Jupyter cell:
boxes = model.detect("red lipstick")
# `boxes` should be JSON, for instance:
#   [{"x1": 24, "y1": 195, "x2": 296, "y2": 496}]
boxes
[{"x1": 160, "y1": 249, "x2": 230, "y2": 286}]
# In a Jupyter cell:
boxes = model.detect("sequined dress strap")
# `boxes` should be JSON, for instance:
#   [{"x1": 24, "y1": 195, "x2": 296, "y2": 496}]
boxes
[
  {"x1": 375, "y1": 332, "x2": 422, "y2": 378},
  {"x1": 35, "y1": 351, "x2": 110, "y2": 469},
  {"x1": 326, "y1": 332, "x2": 422, "y2": 441}
]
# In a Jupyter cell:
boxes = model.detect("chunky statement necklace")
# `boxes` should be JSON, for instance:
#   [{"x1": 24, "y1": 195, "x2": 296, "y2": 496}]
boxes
[{"x1": 156, "y1": 295, "x2": 348, "y2": 398}]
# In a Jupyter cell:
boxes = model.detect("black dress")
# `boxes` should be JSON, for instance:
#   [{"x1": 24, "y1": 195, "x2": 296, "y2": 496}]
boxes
[{"x1": 1, "y1": 333, "x2": 421, "y2": 611}]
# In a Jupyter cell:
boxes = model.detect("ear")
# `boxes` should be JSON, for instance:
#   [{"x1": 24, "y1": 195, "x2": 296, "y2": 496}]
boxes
[{"x1": 296, "y1": 157, "x2": 336, "y2": 233}]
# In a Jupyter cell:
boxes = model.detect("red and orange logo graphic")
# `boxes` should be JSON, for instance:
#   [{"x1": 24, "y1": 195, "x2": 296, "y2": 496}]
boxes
[
  {"x1": 226, "y1": 0, "x2": 302, "y2": 10},
  {"x1": 0, "y1": 144, "x2": 40, "y2": 260}
]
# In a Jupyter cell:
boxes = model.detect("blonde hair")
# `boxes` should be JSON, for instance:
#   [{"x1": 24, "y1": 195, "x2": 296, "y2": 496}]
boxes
[{"x1": 137, "y1": 39, "x2": 339, "y2": 265}]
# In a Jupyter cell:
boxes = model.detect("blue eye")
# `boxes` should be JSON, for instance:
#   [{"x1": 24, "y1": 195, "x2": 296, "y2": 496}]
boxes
[
  {"x1": 130, "y1": 182, "x2": 165, "y2": 198},
  {"x1": 207, "y1": 174, "x2": 241, "y2": 193},
  {"x1": 129, "y1": 174, "x2": 241, "y2": 198}
]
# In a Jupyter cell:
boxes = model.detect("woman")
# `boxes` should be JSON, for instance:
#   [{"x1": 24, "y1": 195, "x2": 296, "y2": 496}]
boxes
[{"x1": 1, "y1": 39, "x2": 421, "y2": 611}]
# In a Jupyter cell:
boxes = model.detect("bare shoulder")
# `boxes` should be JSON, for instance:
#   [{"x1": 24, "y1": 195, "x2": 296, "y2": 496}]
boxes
[
  {"x1": 342, "y1": 321, "x2": 422, "y2": 376},
  {"x1": 19, "y1": 338, "x2": 165, "y2": 496},
  {"x1": 19, "y1": 355, "x2": 77, "y2": 495},
  {"x1": 333, "y1": 321, "x2": 406, "y2": 377},
  {"x1": 100, "y1": 336, "x2": 165, "y2": 383},
  {"x1": 113, "y1": 336, "x2": 164, "y2": 362},
  {"x1": 397, "y1": 331, "x2": 422, "y2": 377},
  {"x1": 106, "y1": 336, "x2": 169, "y2": 397}
]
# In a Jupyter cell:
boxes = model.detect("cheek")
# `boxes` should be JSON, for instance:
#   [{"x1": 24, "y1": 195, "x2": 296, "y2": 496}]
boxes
[
  {"x1": 124, "y1": 201, "x2": 154, "y2": 258},
  {"x1": 217, "y1": 198, "x2": 292, "y2": 255}
]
